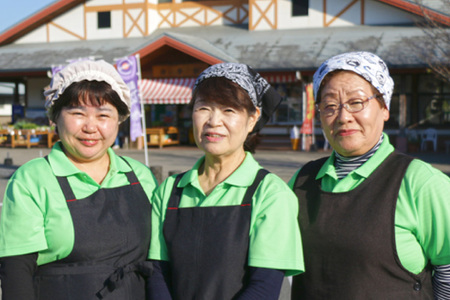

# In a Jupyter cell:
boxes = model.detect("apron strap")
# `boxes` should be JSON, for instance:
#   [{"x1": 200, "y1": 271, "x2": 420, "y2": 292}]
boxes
[
  {"x1": 241, "y1": 169, "x2": 269, "y2": 206},
  {"x1": 118, "y1": 156, "x2": 140, "y2": 185},
  {"x1": 167, "y1": 172, "x2": 187, "y2": 209},
  {"x1": 44, "y1": 156, "x2": 76, "y2": 202}
]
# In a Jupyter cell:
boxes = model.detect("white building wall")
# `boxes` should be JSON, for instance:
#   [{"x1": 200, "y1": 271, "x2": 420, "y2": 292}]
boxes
[
  {"x1": 125, "y1": 0, "x2": 145, "y2": 3},
  {"x1": 48, "y1": 6, "x2": 86, "y2": 42},
  {"x1": 86, "y1": 0, "x2": 123, "y2": 6},
  {"x1": 12, "y1": 0, "x2": 419, "y2": 44},
  {"x1": 276, "y1": 0, "x2": 415, "y2": 30},
  {"x1": 15, "y1": 26, "x2": 47, "y2": 44},
  {"x1": 125, "y1": 8, "x2": 146, "y2": 38},
  {"x1": 86, "y1": 10, "x2": 124, "y2": 40},
  {"x1": 147, "y1": 8, "x2": 161, "y2": 33},
  {"x1": 251, "y1": 1, "x2": 276, "y2": 30}
]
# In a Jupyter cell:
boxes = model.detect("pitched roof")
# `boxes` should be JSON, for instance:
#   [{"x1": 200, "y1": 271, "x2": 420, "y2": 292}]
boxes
[
  {"x1": 378, "y1": 0, "x2": 450, "y2": 25},
  {"x1": 0, "y1": 25, "x2": 445, "y2": 75},
  {"x1": 0, "y1": 0, "x2": 449, "y2": 46}
]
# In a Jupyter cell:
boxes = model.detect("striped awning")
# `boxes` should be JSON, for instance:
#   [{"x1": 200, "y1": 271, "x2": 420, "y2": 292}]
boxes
[
  {"x1": 263, "y1": 73, "x2": 297, "y2": 84},
  {"x1": 139, "y1": 78, "x2": 196, "y2": 104}
]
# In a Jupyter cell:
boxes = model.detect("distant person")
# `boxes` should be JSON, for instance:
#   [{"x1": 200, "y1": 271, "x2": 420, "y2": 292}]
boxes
[
  {"x1": 149, "y1": 62, "x2": 304, "y2": 299},
  {"x1": 289, "y1": 51, "x2": 450, "y2": 299},
  {"x1": 0, "y1": 60, "x2": 158, "y2": 299}
]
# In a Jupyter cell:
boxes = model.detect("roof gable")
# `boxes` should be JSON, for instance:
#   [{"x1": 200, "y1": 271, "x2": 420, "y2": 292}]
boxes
[
  {"x1": 0, "y1": 0, "x2": 449, "y2": 47},
  {"x1": 377, "y1": 0, "x2": 450, "y2": 25},
  {"x1": 0, "y1": 0, "x2": 84, "y2": 46}
]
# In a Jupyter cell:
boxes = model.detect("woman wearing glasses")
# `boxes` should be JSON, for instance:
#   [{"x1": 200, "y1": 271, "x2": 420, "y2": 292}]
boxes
[{"x1": 289, "y1": 51, "x2": 450, "y2": 299}]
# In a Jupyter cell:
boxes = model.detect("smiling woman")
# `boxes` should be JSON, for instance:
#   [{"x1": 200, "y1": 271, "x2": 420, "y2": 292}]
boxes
[
  {"x1": 289, "y1": 51, "x2": 450, "y2": 299},
  {"x1": 0, "y1": 60, "x2": 158, "y2": 300},
  {"x1": 148, "y1": 63, "x2": 305, "y2": 300}
]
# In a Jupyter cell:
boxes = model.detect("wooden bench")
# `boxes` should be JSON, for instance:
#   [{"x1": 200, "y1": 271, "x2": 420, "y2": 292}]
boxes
[
  {"x1": 146, "y1": 127, "x2": 180, "y2": 149},
  {"x1": 8, "y1": 129, "x2": 58, "y2": 148}
]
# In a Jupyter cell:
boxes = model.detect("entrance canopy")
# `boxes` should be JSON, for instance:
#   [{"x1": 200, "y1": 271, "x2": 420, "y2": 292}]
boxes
[
  {"x1": 139, "y1": 78, "x2": 196, "y2": 104},
  {"x1": 138, "y1": 73, "x2": 296, "y2": 105}
]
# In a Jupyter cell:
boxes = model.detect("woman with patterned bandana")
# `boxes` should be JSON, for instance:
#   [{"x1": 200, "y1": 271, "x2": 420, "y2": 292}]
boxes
[
  {"x1": 290, "y1": 51, "x2": 450, "y2": 299},
  {"x1": 149, "y1": 63, "x2": 304, "y2": 300}
]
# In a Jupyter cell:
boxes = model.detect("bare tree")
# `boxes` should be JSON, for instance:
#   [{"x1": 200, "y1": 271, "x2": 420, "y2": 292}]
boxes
[{"x1": 408, "y1": 0, "x2": 450, "y2": 83}]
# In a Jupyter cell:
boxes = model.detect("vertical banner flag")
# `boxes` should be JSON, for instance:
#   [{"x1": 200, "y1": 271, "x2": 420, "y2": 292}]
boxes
[
  {"x1": 116, "y1": 56, "x2": 142, "y2": 142},
  {"x1": 300, "y1": 83, "x2": 315, "y2": 134}
]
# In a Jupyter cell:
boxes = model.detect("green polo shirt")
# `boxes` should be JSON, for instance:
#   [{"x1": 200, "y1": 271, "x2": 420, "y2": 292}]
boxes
[
  {"x1": 150, "y1": 152, "x2": 304, "y2": 277},
  {"x1": 289, "y1": 133, "x2": 450, "y2": 274},
  {"x1": 0, "y1": 142, "x2": 157, "y2": 266}
]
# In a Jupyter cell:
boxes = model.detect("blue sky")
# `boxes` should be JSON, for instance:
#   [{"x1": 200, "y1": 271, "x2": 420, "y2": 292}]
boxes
[{"x1": 1, "y1": 0, "x2": 56, "y2": 33}]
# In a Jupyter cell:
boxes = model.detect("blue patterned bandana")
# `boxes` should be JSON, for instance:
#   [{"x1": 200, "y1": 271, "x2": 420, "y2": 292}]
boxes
[
  {"x1": 193, "y1": 62, "x2": 282, "y2": 132},
  {"x1": 313, "y1": 51, "x2": 394, "y2": 110}
]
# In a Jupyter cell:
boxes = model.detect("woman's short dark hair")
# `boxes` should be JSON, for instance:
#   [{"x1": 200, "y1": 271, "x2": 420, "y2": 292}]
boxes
[
  {"x1": 48, "y1": 80, "x2": 129, "y2": 123},
  {"x1": 190, "y1": 77, "x2": 260, "y2": 153}
]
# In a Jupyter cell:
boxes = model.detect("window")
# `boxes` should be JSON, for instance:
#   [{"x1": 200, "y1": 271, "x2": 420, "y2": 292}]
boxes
[
  {"x1": 269, "y1": 83, "x2": 302, "y2": 124},
  {"x1": 417, "y1": 74, "x2": 450, "y2": 127},
  {"x1": 98, "y1": 11, "x2": 111, "y2": 29},
  {"x1": 292, "y1": 0, "x2": 309, "y2": 16},
  {"x1": 158, "y1": 0, "x2": 172, "y2": 3}
]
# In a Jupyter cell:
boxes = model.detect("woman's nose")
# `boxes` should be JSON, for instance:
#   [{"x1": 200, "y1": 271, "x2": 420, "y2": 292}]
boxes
[
  {"x1": 82, "y1": 117, "x2": 98, "y2": 132},
  {"x1": 208, "y1": 111, "x2": 222, "y2": 126},
  {"x1": 336, "y1": 105, "x2": 353, "y2": 123}
]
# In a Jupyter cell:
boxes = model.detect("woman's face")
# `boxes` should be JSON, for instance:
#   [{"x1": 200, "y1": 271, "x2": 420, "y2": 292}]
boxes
[
  {"x1": 55, "y1": 99, "x2": 119, "y2": 164},
  {"x1": 192, "y1": 97, "x2": 260, "y2": 159},
  {"x1": 319, "y1": 71, "x2": 389, "y2": 157}
]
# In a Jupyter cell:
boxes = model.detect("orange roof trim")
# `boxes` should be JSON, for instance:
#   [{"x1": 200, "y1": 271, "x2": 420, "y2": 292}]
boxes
[
  {"x1": 378, "y1": 0, "x2": 450, "y2": 26},
  {"x1": 0, "y1": 0, "x2": 85, "y2": 46},
  {"x1": 134, "y1": 35, "x2": 224, "y2": 66}
]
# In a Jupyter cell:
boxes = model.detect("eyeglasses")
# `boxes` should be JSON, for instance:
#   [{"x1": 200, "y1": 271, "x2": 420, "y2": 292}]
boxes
[{"x1": 316, "y1": 94, "x2": 381, "y2": 117}]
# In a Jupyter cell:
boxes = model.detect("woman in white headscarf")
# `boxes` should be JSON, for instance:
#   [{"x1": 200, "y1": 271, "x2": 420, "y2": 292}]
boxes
[
  {"x1": 0, "y1": 60, "x2": 158, "y2": 300},
  {"x1": 289, "y1": 51, "x2": 450, "y2": 299}
]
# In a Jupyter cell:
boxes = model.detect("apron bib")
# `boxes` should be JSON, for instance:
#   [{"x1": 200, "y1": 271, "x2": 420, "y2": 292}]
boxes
[
  {"x1": 163, "y1": 169, "x2": 269, "y2": 300},
  {"x1": 291, "y1": 152, "x2": 433, "y2": 299},
  {"x1": 35, "y1": 157, "x2": 152, "y2": 300}
]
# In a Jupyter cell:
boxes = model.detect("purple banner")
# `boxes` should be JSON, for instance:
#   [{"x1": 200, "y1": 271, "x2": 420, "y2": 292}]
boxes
[{"x1": 116, "y1": 56, "x2": 142, "y2": 142}]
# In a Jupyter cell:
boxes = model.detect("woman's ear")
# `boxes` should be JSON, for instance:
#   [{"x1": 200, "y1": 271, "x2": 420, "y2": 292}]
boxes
[{"x1": 248, "y1": 107, "x2": 261, "y2": 133}]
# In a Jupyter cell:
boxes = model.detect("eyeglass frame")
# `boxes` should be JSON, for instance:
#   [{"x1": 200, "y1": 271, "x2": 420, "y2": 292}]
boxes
[{"x1": 316, "y1": 93, "x2": 383, "y2": 117}]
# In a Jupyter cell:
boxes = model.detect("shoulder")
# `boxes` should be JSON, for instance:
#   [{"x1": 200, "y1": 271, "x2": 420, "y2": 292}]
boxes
[
  {"x1": 119, "y1": 155, "x2": 149, "y2": 170},
  {"x1": 255, "y1": 172, "x2": 298, "y2": 206},
  {"x1": 11, "y1": 157, "x2": 53, "y2": 182},
  {"x1": 119, "y1": 155, "x2": 159, "y2": 187},
  {"x1": 403, "y1": 158, "x2": 450, "y2": 191},
  {"x1": 155, "y1": 173, "x2": 182, "y2": 196}
]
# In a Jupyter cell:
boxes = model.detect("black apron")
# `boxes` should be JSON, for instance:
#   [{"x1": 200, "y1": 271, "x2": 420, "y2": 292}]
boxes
[
  {"x1": 34, "y1": 157, "x2": 153, "y2": 300},
  {"x1": 163, "y1": 169, "x2": 269, "y2": 300},
  {"x1": 291, "y1": 152, "x2": 433, "y2": 300}
]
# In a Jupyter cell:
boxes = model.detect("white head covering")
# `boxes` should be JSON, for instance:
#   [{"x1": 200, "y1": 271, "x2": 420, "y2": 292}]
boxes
[
  {"x1": 44, "y1": 59, "x2": 131, "y2": 117},
  {"x1": 313, "y1": 51, "x2": 394, "y2": 110}
]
